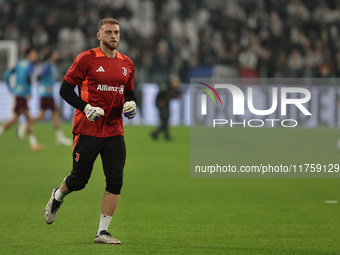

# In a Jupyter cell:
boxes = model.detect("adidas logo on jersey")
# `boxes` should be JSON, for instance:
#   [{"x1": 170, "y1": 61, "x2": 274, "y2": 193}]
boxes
[{"x1": 96, "y1": 66, "x2": 105, "y2": 72}]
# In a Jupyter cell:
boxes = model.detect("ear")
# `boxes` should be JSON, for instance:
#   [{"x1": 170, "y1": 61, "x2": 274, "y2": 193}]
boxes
[{"x1": 97, "y1": 32, "x2": 101, "y2": 41}]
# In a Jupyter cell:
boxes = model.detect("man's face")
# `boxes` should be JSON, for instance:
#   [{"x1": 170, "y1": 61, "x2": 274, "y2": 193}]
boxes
[
  {"x1": 97, "y1": 23, "x2": 120, "y2": 51},
  {"x1": 50, "y1": 51, "x2": 59, "y2": 62}
]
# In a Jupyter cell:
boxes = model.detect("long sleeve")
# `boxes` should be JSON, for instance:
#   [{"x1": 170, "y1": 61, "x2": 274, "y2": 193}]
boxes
[{"x1": 59, "y1": 79, "x2": 88, "y2": 111}]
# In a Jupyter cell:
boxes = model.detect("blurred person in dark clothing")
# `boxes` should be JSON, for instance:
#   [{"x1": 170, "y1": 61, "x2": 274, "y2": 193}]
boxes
[
  {"x1": 335, "y1": 51, "x2": 340, "y2": 77},
  {"x1": 151, "y1": 74, "x2": 181, "y2": 141},
  {"x1": 316, "y1": 51, "x2": 335, "y2": 78}
]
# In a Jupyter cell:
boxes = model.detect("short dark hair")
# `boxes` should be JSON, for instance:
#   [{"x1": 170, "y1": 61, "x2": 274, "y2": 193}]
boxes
[
  {"x1": 44, "y1": 49, "x2": 57, "y2": 61},
  {"x1": 98, "y1": 18, "x2": 119, "y2": 31},
  {"x1": 24, "y1": 47, "x2": 36, "y2": 57}
]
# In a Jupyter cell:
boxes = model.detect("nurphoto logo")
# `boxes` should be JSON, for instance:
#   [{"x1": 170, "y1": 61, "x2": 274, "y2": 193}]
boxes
[
  {"x1": 196, "y1": 82, "x2": 222, "y2": 115},
  {"x1": 196, "y1": 82, "x2": 312, "y2": 128},
  {"x1": 190, "y1": 78, "x2": 340, "y2": 179}
]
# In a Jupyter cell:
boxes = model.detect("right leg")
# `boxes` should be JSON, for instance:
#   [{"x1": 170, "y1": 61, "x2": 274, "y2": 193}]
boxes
[
  {"x1": 23, "y1": 109, "x2": 44, "y2": 151},
  {"x1": 1, "y1": 112, "x2": 19, "y2": 132},
  {"x1": 34, "y1": 97, "x2": 47, "y2": 123},
  {"x1": 94, "y1": 136, "x2": 125, "y2": 244},
  {"x1": 0, "y1": 94, "x2": 22, "y2": 133},
  {"x1": 17, "y1": 109, "x2": 45, "y2": 141},
  {"x1": 52, "y1": 110, "x2": 61, "y2": 130},
  {"x1": 44, "y1": 135, "x2": 103, "y2": 224},
  {"x1": 160, "y1": 117, "x2": 169, "y2": 135},
  {"x1": 58, "y1": 177, "x2": 71, "y2": 195},
  {"x1": 52, "y1": 108, "x2": 72, "y2": 146},
  {"x1": 53, "y1": 176, "x2": 72, "y2": 204},
  {"x1": 162, "y1": 118, "x2": 171, "y2": 140},
  {"x1": 151, "y1": 108, "x2": 167, "y2": 139},
  {"x1": 5, "y1": 96, "x2": 25, "y2": 137},
  {"x1": 159, "y1": 109, "x2": 169, "y2": 136},
  {"x1": 32, "y1": 109, "x2": 45, "y2": 122}
]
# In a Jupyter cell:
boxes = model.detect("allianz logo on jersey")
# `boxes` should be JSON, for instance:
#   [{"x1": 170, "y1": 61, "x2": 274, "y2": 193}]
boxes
[{"x1": 97, "y1": 84, "x2": 124, "y2": 94}]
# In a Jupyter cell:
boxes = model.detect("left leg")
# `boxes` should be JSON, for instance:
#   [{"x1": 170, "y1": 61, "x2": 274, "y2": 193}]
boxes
[
  {"x1": 1, "y1": 96, "x2": 24, "y2": 134},
  {"x1": 51, "y1": 102, "x2": 61, "y2": 131},
  {"x1": 1, "y1": 112, "x2": 19, "y2": 132},
  {"x1": 95, "y1": 136, "x2": 126, "y2": 244},
  {"x1": 23, "y1": 109, "x2": 44, "y2": 151},
  {"x1": 17, "y1": 108, "x2": 44, "y2": 141},
  {"x1": 32, "y1": 109, "x2": 45, "y2": 122},
  {"x1": 102, "y1": 191, "x2": 120, "y2": 216},
  {"x1": 101, "y1": 136, "x2": 126, "y2": 211},
  {"x1": 51, "y1": 102, "x2": 72, "y2": 146}
]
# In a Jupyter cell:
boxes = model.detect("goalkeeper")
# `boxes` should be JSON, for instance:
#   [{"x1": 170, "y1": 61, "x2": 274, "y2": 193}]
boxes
[{"x1": 44, "y1": 18, "x2": 137, "y2": 245}]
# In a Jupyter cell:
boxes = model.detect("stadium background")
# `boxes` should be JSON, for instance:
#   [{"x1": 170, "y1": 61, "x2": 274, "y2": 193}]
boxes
[
  {"x1": 1, "y1": 0, "x2": 340, "y2": 254},
  {"x1": 1, "y1": 0, "x2": 340, "y2": 125},
  {"x1": 1, "y1": 0, "x2": 340, "y2": 81}
]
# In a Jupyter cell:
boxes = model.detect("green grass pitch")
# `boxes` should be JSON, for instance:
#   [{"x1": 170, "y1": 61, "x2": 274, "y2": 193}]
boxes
[{"x1": 0, "y1": 123, "x2": 340, "y2": 254}]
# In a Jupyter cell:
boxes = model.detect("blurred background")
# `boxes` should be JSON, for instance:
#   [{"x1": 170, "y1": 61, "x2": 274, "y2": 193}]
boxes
[{"x1": 0, "y1": 0, "x2": 340, "y2": 125}]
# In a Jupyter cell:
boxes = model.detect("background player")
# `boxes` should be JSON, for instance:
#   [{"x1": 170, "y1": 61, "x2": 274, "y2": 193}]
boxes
[
  {"x1": 44, "y1": 18, "x2": 137, "y2": 244},
  {"x1": 151, "y1": 74, "x2": 181, "y2": 141},
  {"x1": 28, "y1": 49, "x2": 72, "y2": 146},
  {"x1": 0, "y1": 48, "x2": 44, "y2": 151}
]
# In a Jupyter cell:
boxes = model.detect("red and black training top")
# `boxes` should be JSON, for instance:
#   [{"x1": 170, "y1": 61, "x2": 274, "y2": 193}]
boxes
[{"x1": 64, "y1": 47, "x2": 135, "y2": 138}]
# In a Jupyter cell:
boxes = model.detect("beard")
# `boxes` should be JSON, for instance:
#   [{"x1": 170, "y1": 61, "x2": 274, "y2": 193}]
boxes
[{"x1": 103, "y1": 39, "x2": 119, "y2": 51}]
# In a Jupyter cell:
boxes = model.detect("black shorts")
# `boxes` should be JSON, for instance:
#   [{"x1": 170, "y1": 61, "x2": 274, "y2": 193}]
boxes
[
  {"x1": 66, "y1": 135, "x2": 126, "y2": 194},
  {"x1": 40, "y1": 97, "x2": 56, "y2": 111}
]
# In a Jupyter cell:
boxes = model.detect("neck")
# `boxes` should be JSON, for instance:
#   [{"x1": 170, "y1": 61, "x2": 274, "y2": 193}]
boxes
[{"x1": 100, "y1": 45, "x2": 117, "y2": 58}]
